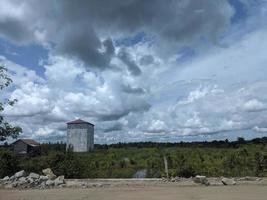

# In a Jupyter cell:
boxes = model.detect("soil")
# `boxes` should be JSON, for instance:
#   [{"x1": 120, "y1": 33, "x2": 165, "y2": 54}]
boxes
[{"x1": 1, "y1": 185, "x2": 267, "y2": 200}]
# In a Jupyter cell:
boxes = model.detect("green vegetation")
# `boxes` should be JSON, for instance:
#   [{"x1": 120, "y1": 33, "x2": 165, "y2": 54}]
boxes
[
  {"x1": 1, "y1": 137, "x2": 267, "y2": 179},
  {"x1": 0, "y1": 66, "x2": 22, "y2": 141}
]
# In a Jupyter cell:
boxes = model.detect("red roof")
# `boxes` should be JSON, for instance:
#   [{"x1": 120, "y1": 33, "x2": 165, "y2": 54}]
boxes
[
  {"x1": 67, "y1": 119, "x2": 94, "y2": 126},
  {"x1": 13, "y1": 139, "x2": 40, "y2": 146}
]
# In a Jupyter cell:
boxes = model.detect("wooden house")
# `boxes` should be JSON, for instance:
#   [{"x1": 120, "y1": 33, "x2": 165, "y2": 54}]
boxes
[{"x1": 12, "y1": 139, "x2": 40, "y2": 155}]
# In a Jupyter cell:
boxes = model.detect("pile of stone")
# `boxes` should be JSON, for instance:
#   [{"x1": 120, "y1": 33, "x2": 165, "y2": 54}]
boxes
[
  {"x1": 193, "y1": 176, "x2": 243, "y2": 186},
  {"x1": 193, "y1": 176, "x2": 238, "y2": 186},
  {"x1": 193, "y1": 175, "x2": 210, "y2": 186},
  {"x1": 0, "y1": 168, "x2": 65, "y2": 189},
  {"x1": 221, "y1": 177, "x2": 236, "y2": 185}
]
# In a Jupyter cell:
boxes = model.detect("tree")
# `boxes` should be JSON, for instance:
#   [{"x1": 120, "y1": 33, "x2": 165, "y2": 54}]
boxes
[
  {"x1": 237, "y1": 137, "x2": 246, "y2": 144},
  {"x1": 0, "y1": 66, "x2": 22, "y2": 141}
]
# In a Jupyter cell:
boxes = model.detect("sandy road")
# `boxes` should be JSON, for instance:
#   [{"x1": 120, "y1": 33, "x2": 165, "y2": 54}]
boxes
[{"x1": 1, "y1": 185, "x2": 267, "y2": 200}]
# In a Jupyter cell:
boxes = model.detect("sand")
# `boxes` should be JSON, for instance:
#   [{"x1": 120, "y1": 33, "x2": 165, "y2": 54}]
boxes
[{"x1": 1, "y1": 185, "x2": 267, "y2": 200}]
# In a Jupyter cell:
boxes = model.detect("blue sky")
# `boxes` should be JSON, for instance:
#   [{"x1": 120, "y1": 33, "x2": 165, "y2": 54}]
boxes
[{"x1": 1, "y1": 0, "x2": 267, "y2": 143}]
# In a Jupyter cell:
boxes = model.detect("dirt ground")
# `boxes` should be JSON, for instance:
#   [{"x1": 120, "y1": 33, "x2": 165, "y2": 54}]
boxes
[{"x1": 1, "y1": 185, "x2": 267, "y2": 200}]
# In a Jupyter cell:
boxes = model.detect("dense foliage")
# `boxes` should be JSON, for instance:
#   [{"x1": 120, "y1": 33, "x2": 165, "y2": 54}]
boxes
[
  {"x1": 0, "y1": 137, "x2": 267, "y2": 179},
  {"x1": 0, "y1": 66, "x2": 22, "y2": 141}
]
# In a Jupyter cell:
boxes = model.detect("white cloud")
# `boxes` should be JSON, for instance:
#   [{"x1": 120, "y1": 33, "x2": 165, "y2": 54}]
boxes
[
  {"x1": 252, "y1": 126, "x2": 267, "y2": 133},
  {"x1": 184, "y1": 112, "x2": 202, "y2": 128},
  {"x1": 3, "y1": 82, "x2": 52, "y2": 117},
  {"x1": 242, "y1": 99, "x2": 266, "y2": 112},
  {"x1": 35, "y1": 127, "x2": 54, "y2": 136},
  {"x1": 178, "y1": 85, "x2": 224, "y2": 105},
  {"x1": 44, "y1": 56, "x2": 84, "y2": 88}
]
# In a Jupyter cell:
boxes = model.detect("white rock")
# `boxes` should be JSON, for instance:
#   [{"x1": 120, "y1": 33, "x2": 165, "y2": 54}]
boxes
[
  {"x1": 15, "y1": 170, "x2": 26, "y2": 178},
  {"x1": 39, "y1": 175, "x2": 49, "y2": 181},
  {"x1": 45, "y1": 179, "x2": 55, "y2": 186},
  {"x1": 58, "y1": 184, "x2": 66, "y2": 188},
  {"x1": 54, "y1": 175, "x2": 65, "y2": 186},
  {"x1": 42, "y1": 168, "x2": 56, "y2": 180},
  {"x1": 242, "y1": 176, "x2": 259, "y2": 181},
  {"x1": 193, "y1": 175, "x2": 209, "y2": 186},
  {"x1": 28, "y1": 172, "x2": 40, "y2": 179},
  {"x1": 2, "y1": 176, "x2": 9, "y2": 181},
  {"x1": 18, "y1": 177, "x2": 27, "y2": 185},
  {"x1": 222, "y1": 178, "x2": 236, "y2": 185},
  {"x1": 39, "y1": 181, "x2": 46, "y2": 189},
  {"x1": 9, "y1": 175, "x2": 15, "y2": 181},
  {"x1": 27, "y1": 177, "x2": 34, "y2": 184}
]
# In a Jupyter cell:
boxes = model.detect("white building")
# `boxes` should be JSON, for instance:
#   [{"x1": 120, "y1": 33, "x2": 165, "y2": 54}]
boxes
[{"x1": 66, "y1": 119, "x2": 94, "y2": 152}]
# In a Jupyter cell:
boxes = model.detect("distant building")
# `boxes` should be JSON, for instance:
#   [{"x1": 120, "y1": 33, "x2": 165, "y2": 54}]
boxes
[
  {"x1": 66, "y1": 119, "x2": 94, "y2": 152},
  {"x1": 12, "y1": 139, "x2": 40, "y2": 155}
]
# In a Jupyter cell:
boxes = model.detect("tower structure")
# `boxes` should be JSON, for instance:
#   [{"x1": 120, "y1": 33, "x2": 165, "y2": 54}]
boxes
[{"x1": 66, "y1": 119, "x2": 94, "y2": 152}]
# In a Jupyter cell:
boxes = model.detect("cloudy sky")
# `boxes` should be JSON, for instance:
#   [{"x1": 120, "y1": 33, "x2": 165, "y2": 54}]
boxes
[{"x1": 1, "y1": 0, "x2": 267, "y2": 143}]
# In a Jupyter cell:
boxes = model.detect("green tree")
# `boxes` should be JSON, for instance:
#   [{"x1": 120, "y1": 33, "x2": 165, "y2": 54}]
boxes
[
  {"x1": 237, "y1": 137, "x2": 246, "y2": 144},
  {"x1": 0, "y1": 66, "x2": 22, "y2": 141}
]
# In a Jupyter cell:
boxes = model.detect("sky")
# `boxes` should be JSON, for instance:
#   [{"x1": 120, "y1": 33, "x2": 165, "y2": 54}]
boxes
[{"x1": 1, "y1": 0, "x2": 267, "y2": 144}]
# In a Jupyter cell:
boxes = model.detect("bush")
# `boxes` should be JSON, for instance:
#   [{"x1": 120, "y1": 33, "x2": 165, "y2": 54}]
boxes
[{"x1": 0, "y1": 148, "x2": 19, "y2": 178}]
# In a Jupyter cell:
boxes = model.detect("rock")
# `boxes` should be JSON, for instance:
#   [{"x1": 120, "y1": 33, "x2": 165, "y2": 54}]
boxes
[
  {"x1": 9, "y1": 175, "x2": 15, "y2": 181},
  {"x1": 210, "y1": 181, "x2": 224, "y2": 186},
  {"x1": 39, "y1": 175, "x2": 49, "y2": 181},
  {"x1": 58, "y1": 184, "x2": 66, "y2": 188},
  {"x1": 39, "y1": 181, "x2": 46, "y2": 189},
  {"x1": 54, "y1": 175, "x2": 65, "y2": 186},
  {"x1": 28, "y1": 172, "x2": 40, "y2": 179},
  {"x1": 42, "y1": 168, "x2": 56, "y2": 180},
  {"x1": 18, "y1": 177, "x2": 27, "y2": 185},
  {"x1": 42, "y1": 168, "x2": 53, "y2": 175},
  {"x1": 92, "y1": 183, "x2": 103, "y2": 187},
  {"x1": 11, "y1": 181, "x2": 18, "y2": 187},
  {"x1": 2, "y1": 176, "x2": 9, "y2": 181},
  {"x1": 34, "y1": 181, "x2": 40, "y2": 186},
  {"x1": 161, "y1": 177, "x2": 168, "y2": 182},
  {"x1": 193, "y1": 175, "x2": 210, "y2": 186},
  {"x1": 222, "y1": 178, "x2": 236, "y2": 185},
  {"x1": 174, "y1": 177, "x2": 181, "y2": 182},
  {"x1": 27, "y1": 177, "x2": 34, "y2": 184},
  {"x1": 15, "y1": 170, "x2": 26, "y2": 178},
  {"x1": 45, "y1": 179, "x2": 55, "y2": 186},
  {"x1": 242, "y1": 176, "x2": 260, "y2": 181},
  {"x1": 208, "y1": 178, "x2": 224, "y2": 186}
]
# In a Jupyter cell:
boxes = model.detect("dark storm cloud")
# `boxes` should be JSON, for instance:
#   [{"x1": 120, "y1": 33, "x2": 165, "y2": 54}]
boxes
[
  {"x1": 118, "y1": 48, "x2": 142, "y2": 76},
  {"x1": 0, "y1": 0, "x2": 234, "y2": 71},
  {"x1": 0, "y1": 18, "x2": 33, "y2": 44},
  {"x1": 92, "y1": 101, "x2": 151, "y2": 121},
  {"x1": 55, "y1": 25, "x2": 115, "y2": 69},
  {"x1": 61, "y1": 0, "x2": 233, "y2": 43},
  {"x1": 102, "y1": 38, "x2": 115, "y2": 58}
]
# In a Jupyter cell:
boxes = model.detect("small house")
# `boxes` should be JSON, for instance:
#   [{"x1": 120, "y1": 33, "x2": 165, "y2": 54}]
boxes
[{"x1": 12, "y1": 139, "x2": 40, "y2": 155}]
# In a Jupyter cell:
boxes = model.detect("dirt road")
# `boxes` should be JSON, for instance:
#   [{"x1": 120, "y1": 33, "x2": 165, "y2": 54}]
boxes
[{"x1": 1, "y1": 185, "x2": 267, "y2": 200}]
